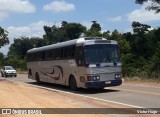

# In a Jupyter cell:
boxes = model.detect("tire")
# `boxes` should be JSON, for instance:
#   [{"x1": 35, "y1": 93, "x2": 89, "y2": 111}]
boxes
[
  {"x1": 69, "y1": 76, "x2": 77, "y2": 91},
  {"x1": 98, "y1": 87, "x2": 105, "y2": 91},
  {"x1": 1, "y1": 73, "x2": 3, "y2": 77},
  {"x1": 5, "y1": 73, "x2": 7, "y2": 77},
  {"x1": 14, "y1": 75, "x2": 17, "y2": 77},
  {"x1": 35, "y1": 73, "x2": 41, "y2": 83}
]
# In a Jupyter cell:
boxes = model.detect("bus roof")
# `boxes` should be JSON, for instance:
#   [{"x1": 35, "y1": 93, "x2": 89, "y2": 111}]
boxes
[{"x1": 27, "y1": 37, "x2": 117, "y2": 53}]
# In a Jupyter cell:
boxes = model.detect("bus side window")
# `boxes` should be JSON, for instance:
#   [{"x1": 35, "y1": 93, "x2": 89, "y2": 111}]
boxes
[
  {"x1": 60, "y1": 48, "x2": 64, "y2": 58},
  {"x1": 64, "y1": 48, "x2": 67, "y2": 58},
  {"x1": 55, "y1": 49, "x2": 61, "y2": 59},
  {"x1": 75, "y1": 46, "x2": 85, "y2": 66},
  {"x1": 42, "y1": 51, "x2": 45, "y2": 60},
  {"x1": 34, "y1": 52, "x2": 38, "y2": 61},
  {"x1": 66, "y1": 47, "x2": 71, "y2": 58},
  {"x1": 71, "y1": 46, "x2": 75, "y2": 57},
  {"x1": 45, "y1": 50, "x2": 52, "y2": 60},
  {"x1": 52, "y1": 49, "x2": 56, "y2": 60}
]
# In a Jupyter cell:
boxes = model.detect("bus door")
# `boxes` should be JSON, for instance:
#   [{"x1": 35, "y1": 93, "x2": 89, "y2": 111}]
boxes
[{"x1": 75, "y1": 46, "x2": 86, "y2": 86}]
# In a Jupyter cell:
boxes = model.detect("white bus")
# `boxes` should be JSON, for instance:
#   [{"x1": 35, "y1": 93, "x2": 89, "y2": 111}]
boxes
[{"x1": 27, "y1": 37, "x2": 122, "y2": 90}]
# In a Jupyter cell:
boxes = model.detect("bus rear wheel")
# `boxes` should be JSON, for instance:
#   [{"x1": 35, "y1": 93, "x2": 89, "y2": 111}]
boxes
[
  {"x1": 35, "y1": 73, "x2": 41, "y2": 83},
  {"x1": 1, "y1": 72, "x2": 4, "y2": 77},
  {"x1": 69, "y1": 76, "x2": 77, "y2": 91}
]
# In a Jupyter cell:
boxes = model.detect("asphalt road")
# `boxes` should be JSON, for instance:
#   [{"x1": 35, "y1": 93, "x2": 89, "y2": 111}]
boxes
[{"x1": 1, "y1": 74, "x2": 160, "y2": 108}]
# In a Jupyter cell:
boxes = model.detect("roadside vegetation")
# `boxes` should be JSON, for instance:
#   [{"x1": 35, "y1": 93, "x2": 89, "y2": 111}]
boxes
[{"x1": 0, "y1": 0, "x2": 160, "y2": 81}]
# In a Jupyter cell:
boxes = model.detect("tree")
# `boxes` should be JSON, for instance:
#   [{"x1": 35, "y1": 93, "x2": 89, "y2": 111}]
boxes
[
  {"x1": 7, "y1": 37, "x2": 46, "y2": 70},
  {"x1": 136, "y1": 0, "x2": 160, "y2": 13},
  {"x1": 90, "y1": 21, "x2": 101, "y2": 32},
  {"x1": 43, "y1": 21, "x2": 86, "y2": 44},
  {"x1": 131, "y1": 22, "x2": 151, "y2": 58},
  {"x1": 4, "y1": 56, "x2": 20, "y2": 69},
  {"x1": 85, "y1": 21, "x2": 102, "y2": 37},
  {"x1": 63, "y1": 22, "x2": 86, "y2": 40},
  {"x1": 8, "y1": 37, "x2": 46, "y2": 59},
  {"x1": 43, "y1": 25, "x2": 64, "y2": 44},
  {"x1": 0, "y1": 52, "x2": 4, "y2": 66},
  {"x1": 0, "y1": 27, "x2": 9, "y2": 48},
  {"x1": 102, "y1": 30, "x2": 110, "y2": 39},
  {"x1": 132, "y1": 21, "x2": 151, "y2": 34}
]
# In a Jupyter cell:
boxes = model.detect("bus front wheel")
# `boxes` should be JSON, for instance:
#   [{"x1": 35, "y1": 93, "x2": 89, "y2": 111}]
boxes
[{"x1": 69, "y1": 76, "x2": 77, "y2": 91}]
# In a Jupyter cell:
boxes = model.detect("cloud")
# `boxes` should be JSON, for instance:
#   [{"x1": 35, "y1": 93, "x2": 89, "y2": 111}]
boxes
[
  {"x1": 107, "y1": 16, "x2": 122, "y2": 22},
  {"x1": 7, "y1": 26, "x2": 31, "y2": 39},
  {"x1": 0, "y1": 45, "x2": 10, "y2": 55},
  {"x1": 43, "y1": 1, "x2": 75, "y2": 13},
  {"x1": 123, "y1": 28, "x2": 133, "y2": 33},
  {"x1": 0, "y1": 0, "x2": 36, "y2": 21},
  {"x1": 127, "y1": 2, "x2": 160, "y2": 23},
  {"x1": 0, "y1": 12, "x2": 9, "y2": 21},
  {"x1": 0, "y1": 21, "x2": 56, "y2": 55},
  {"x1": 81, "y1": 21, "x2": 92, "y2": 29},
  {"x1": 7, "y1": 20, "x2": 57, "y2": 39},
  {"x1": 30, "y1": 21, "x2": 61, "y2": 31}
]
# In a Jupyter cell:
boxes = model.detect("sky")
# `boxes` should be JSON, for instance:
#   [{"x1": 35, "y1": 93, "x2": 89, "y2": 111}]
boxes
[{"x1": 0, "y1": 0, "x2": 160, "y2": 55}]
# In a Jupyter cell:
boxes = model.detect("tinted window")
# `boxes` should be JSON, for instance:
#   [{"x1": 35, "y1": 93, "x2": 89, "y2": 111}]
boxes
[
  {"x1": 55, "y1": 49, "x2": 61, "y2": 59},
  {"x1": 75, "y1": 46, "x2": 85, "y2": 66},
  {"x1": 45, "y1": 50, "x2": 53, "y2": 60},
  {"x1": 84, "y1": 44, "x2": 120, "y2": 64}
]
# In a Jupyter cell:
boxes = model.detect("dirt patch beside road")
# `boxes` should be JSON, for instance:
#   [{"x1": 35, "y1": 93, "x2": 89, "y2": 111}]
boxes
[
  {"x1": 0, "y1": 80, "x2": 122, "y2": 117},
  {"x1": 0, "y1": 79, "x2": 157, "y2": 117}
]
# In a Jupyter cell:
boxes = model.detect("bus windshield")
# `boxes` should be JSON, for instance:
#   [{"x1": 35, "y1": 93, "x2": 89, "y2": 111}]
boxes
[{"x1": 84, "y1": 44, "x2": 120, "y2": 65}]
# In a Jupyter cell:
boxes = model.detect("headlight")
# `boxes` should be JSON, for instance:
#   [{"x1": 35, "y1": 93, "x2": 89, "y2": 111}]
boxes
[
  {"x1": 87, "y1": 75, "x2": 100, "y2": 81},
  {"x1": 115, "y1": 73, "x2": 121, "y2": 79}
]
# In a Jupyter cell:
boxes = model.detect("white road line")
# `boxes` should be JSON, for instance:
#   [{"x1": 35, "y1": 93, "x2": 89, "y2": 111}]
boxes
[{"x1": 6, "y1": 79, "x2": 143, "y2": 108}]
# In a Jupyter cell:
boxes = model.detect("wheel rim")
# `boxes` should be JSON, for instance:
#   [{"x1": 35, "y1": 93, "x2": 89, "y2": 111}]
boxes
[{"x1": 69, "y1": 77, "x2": 77, "y2": 90}]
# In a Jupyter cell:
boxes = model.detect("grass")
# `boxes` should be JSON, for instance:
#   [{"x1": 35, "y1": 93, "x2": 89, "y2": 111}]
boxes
[
  {"x1": 16, "y1": 69, "x2": 27, "y2": 74},
  {"x1": 123, "y1": 76, "x2": 160, "y2": 83}
]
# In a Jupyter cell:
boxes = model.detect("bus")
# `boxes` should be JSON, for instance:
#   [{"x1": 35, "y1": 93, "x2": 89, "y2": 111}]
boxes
[{"x1": 27, "y1": 37, "x2": 122, "y2": 90}]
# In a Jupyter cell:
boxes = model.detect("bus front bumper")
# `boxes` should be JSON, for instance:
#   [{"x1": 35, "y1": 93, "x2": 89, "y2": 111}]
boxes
[{"x1": 85, "y1": 79, "x2": 122, "y2": 88}]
